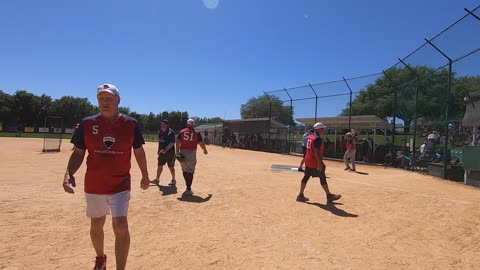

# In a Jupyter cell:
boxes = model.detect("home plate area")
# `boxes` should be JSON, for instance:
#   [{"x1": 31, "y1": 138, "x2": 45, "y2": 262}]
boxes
[{"x1": 271, "y1": 164, "x2": 301, "y2": 172}]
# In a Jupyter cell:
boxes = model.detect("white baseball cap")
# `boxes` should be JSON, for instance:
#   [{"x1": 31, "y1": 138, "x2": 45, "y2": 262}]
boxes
[
  {"x1": 187, "y1": 118, "x2": 196, "y2": 126},
  {"x1": 97, "y1": 83, "x2": 120, "y2": 97},
  {"x1": 313, "y1": 122, "x2": 326, "y2": 129}
]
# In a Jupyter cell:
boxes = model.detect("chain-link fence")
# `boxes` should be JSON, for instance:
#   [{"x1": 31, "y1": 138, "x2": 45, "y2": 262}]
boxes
[{"x1": 260, "y1": 4, "x2": 479, "y2": 179}]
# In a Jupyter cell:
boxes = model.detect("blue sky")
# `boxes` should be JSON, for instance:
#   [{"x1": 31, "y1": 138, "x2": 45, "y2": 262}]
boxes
[{"x1": 1, "y1": 0, "x2": 479, "y2": 120}]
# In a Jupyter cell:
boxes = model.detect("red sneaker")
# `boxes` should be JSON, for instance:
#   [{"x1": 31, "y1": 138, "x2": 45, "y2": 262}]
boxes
[{"x1": 94, "y1": 254, "x2": 107, "y2": 270}]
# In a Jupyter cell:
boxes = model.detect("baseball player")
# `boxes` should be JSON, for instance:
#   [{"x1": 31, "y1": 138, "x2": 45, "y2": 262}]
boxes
[
  {"x1": 63, "y1": 83, "x2": 150, "y2": 270},
  {"x1": 175, "y1": 118, "x2": 208, "y2": 196},
  {"x1": 297, "y1": 122, "x2": 341, "y2": 203},
  {"x1": 343, "y1": 132, "x2": 357, "y2": 172},
  {"x1": 150, "y1": 119, "x2": 176, "y2": 186}
]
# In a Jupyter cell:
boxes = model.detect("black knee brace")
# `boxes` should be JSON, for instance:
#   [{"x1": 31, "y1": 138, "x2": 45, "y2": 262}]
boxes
[
  {"x1": 320, "y1": 175, "x2": 327, "y2": 185},
  {"x1": 320, "y1": 167, "x2": 327, "y2": 185},
  {"x1": 301, "y1": 175, "x2": 310, "y2": 184},
  {"x1": 183, "y1": 172, "x2": 194, "y2": 190}
]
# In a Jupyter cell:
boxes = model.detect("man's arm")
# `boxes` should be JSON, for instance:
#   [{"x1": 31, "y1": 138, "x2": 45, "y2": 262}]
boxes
[
  {"x1": 63, "y1": 148, "x2": 86, "y2": 193},
  {"x1": 175, "y1": 138, "x2": 181, "y2": 154},
  {"x1": 199, "y1": 141, "x2": 208, "y2": 155},
  {"x1": 134, "y1": 146, "x2": 150, "y2": 190}
]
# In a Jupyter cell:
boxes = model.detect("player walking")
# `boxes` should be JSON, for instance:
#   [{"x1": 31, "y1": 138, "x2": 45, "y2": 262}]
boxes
[
  {"x1": 176, "y1": 119, "x2": 208, "y2": 196},
  {"x1": 150, "y1": 119, "x2": 176, "y2": 186},
  {"x1": 296, "y1": 122, "x2": 341, "y2": 203},
  {"x1": 62, "y1": 83, "x2": 150, "y2": 270},
  {"x1": 343, "y1": 132, "x2": 357, "y2": 172}
]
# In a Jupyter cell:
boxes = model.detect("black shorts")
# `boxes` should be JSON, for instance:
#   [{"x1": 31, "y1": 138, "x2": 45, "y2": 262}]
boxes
[
  {"x1": 304, "y1": 167, "x2": 321, "y2": 178},
  {"x1": 302, "y1": 146, "x2": 307, "y2": 157},
  {"x1": 158, "y1": 149, "x2": 175, "y2": 167}
]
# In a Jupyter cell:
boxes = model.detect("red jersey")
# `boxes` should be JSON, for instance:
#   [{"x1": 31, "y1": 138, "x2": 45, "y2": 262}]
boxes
[
  {"x1": 347, "y1": 137, "x2": 356, "y2": 150},
  {"x1": 305, "y1": 134, "x2": 324, "y2": 168},
  {"x1": 177, "y1": 127, "x2": 203, "y2": 150},
  {"x1": 71, "y1": 114, "x2": 144, "y2": 194}
]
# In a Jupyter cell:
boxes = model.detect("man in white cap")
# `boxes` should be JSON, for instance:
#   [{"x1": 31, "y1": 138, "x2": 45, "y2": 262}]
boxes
[
  {"x1": 62, "y1": 83, "x2": 150, "y2": 270},
  {"x1": 343, "y1": 132, "x2": 357, "y2": 172},
  {"x1": 176, "y1": 118, "x2": 208, "y2": 196},
  {"x1": 297, "y1": 122, "x2": 341, "y2": 203}
]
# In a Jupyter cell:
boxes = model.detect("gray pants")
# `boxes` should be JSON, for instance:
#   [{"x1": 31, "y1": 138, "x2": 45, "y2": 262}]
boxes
[
  {"x1": 344, "y1": 149, "x2": 356, "y2": 170},
  {"x1": 179, "y1": 150, "x2": 197, "y2": 173}
]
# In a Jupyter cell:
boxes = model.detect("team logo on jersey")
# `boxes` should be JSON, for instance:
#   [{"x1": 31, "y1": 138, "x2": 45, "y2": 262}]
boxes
[{"x1": 103, "y1": 134, "x2": 116, "y2": 149}]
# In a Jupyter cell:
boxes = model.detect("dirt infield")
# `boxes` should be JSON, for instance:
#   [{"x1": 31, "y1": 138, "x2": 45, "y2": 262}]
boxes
[{"x1": 1, "y1": 137, "x2": 479, "y2": 270}]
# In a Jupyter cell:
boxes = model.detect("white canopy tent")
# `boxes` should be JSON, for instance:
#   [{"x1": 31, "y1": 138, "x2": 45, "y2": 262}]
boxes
[{"x1": 296, "y1": 115, "x2": 392, "y2": 155}]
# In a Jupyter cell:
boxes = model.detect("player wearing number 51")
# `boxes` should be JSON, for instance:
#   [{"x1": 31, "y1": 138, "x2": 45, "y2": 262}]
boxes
[
  {"x1": 62, "y1": 83, "x2": 150, "y2": 270},
  {"x1": 176, "y1": 118, "x2": 208, "y2": 197}
]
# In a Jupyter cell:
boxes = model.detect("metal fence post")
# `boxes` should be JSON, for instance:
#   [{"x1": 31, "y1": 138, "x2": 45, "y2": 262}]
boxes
[
  {"x1": 425, "y1": 38, "x2": 453, "y2": 179},
  {"x1": 343, "y1": 77, "x2": 353, "y2": 130},
  {"x1": 398, "y1": 59, "x2": 420, "y2": 172},
  {"x1": 308, "y1": 83, "x2": 318, "y2": 123},
  {"x1": 383, "y1": 70, "x2": 397, "y2": 146}
]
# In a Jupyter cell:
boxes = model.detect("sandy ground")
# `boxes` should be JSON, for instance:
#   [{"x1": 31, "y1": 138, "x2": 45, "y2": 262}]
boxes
[{"x1": 0, "y1": 137, "x2": 480, "y2": 270}]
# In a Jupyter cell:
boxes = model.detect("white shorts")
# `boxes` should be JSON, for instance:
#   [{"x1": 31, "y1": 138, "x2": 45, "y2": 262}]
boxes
[{"x1": 85, "y1": 190, "x2": 130, "y2": 218}]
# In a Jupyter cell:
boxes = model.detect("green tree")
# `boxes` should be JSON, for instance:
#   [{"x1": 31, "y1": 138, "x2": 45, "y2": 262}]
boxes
[
  {"x1": 160, "y1": 111, "x2": 189, "y2": 131},
  {"x1": 36, "y1": 94, "x2": 55, "y2": 125},
  {"x1": 240, "y1": 95, "x2": 294, "y2": 126},
  {"x1": 51, "y1": 96, "x2": 96, "y2": 127},
  {"x1": 0, "y1": 91, "x2": 15, "y2": 123},
  {"x1": 451, "y1": 75, "x2": 480, "y2": 119},
  {"x1": 12, "y1": 90, "x2": 39, "y2": 125},
  {"x1": 341, "y1": 66, "x2": 457, "y2": 132}
]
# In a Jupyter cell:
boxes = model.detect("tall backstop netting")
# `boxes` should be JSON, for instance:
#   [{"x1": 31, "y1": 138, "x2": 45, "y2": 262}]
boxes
[{"x1": 42, "y1": 116, "x2": 63, "y2": 152}]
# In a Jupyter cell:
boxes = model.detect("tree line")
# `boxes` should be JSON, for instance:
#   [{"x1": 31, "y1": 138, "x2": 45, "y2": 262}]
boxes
[
  {"x1": 340, "y1": 66, "x2": 480, "y2": 132},
  {"x1": 2, "y1": 66, "x2": 478, "y2": 132},
  {"x1": 0, "y1": 90, "x2": 223, "y2": 132}
]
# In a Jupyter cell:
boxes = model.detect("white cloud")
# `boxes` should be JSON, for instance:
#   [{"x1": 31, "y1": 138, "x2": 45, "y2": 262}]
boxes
[{"x1": 202, "y1": 0, "x2": 220, "y2": 10}]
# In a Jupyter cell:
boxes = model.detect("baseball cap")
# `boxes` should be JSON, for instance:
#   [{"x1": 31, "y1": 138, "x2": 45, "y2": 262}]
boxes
[
  {"x1": 97, "y1": 83, "x2": 120, "y2": 97},
  {"x1": 313, "y1": 122, "x2": 326, "y2": 129},
  {"x1": 187, "y1": 118, "x2": 195, "y2": 126},
  {"x1": 161, "y1": 119, "x2": 169, "y2": 124}
]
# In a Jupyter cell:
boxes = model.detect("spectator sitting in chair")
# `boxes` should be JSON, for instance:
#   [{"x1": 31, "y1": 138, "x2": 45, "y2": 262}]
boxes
[
  {"x1": 395, "y1": 151, "x2": 411, "y2": 169},
  {"x1": 384, "y1": 149, "x2": 396, "y2": 167},
  {"x1": 427, "y1": 131, "x2": 441, "y2": 145},
  {"x1": 433, "y1": 149, "x2": 444, "y2": 163},
  {"x1": 419, "y1": 140, "x2": 428, "y2": 159}
]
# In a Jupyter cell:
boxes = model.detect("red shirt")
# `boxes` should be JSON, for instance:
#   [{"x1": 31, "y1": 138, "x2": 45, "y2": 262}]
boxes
[
  {"x1": 177, "y1": 127, "x2": 203, "y2": 150},
  {"x1": 305, "y1": 134, "x2": 324, "y2": 168},
  {"x1": 347, "y1": 137, "x2": 356, "y2": 150},
  {"x1": 71, "y1": 114, "x2": 144, "y2": 194}
]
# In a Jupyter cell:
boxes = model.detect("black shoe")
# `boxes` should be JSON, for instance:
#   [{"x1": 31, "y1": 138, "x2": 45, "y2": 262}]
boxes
[
  {"x1": 327, "y1": 194, "x2": 341, "y2": 203},
  {"x1": 296, "y1": 194, "x2": 309, "y2": 202},
  {"x1": 183, "y1": 190, "x2": 193, "y2": 196},
  {"x1": 344, "y1": 167, "x2": 350, "y2": 171}
]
